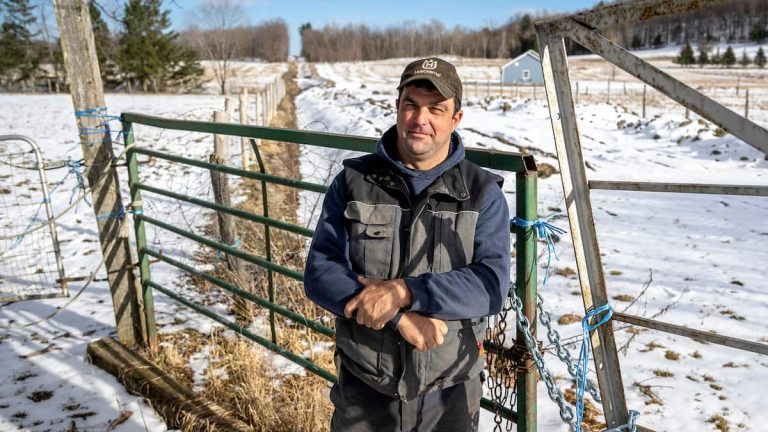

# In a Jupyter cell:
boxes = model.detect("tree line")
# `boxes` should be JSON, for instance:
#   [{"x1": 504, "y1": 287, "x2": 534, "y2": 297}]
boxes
[
  {"x1": 676, "y1": 43, "x2": 766, "y2": 68},
  {"x1": 299, "y1": 15, "x2": 539, "y2": 62},
  {"x1": 0, "y1": 0, "x2": 288, "y2": 93},
  {"x1": 299, "y1": 0, "x2": 768, "y2": 62}
]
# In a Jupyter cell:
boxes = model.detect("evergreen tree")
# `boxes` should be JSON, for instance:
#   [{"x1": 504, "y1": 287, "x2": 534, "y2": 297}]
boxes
[
  {"x1": 89, "y1": 1, "x2": 112, "y2": 81},
  {"x1": 697, "y1": 42, "x2": 709, "y2": 66},
  {"x1": 755, "y1": 47, "x2": 766, "y2": 69},
  {"x1": 676, "y1": 42, "x2": 695, "y2": 65},
  {"x1": 739, "y1": 49, "x2": 750, "y2": 67},
  {"x1": 652, "y1": 33, "x2": 663, "y2": 48},
  {"x1": 721, "y1": 45, "x2": 736, "y2": 67},
  {"x1": 0, "y1": 0, "x2": 38, "y2": 85},
  {"x1": 631, "y1": 34, "x2": 642, "y2": 49},
  {"x1": 750, "y1": 20, "x2": 767, "y2": 43},
  {"x1": 118, "y1": 0, "x2": 201, "y2": 92}
]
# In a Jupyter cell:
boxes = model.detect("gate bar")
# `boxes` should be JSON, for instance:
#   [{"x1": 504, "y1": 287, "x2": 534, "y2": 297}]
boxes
[
  {"x1": 589, "y1": 181, "x2": 768, "y2": 197},
  {"x1": 613, "y1": 312, "x2": 768, "y2": 356}
]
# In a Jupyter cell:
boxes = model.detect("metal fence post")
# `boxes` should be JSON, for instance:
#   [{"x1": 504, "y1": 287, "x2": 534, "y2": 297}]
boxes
[
  {"x1": 124, "y1": 120, "x2": 157, "y2": 351},
  {"x1": 515, "y1": 169, "x2": 538, "y2": 432},
  {"x1": 249, "y1": 138, "x2": 277, "y2": 344}
]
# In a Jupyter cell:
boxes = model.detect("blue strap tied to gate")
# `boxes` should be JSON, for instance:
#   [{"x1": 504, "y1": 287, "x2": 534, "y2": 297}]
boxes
[
  {"x1": 216, "y1": 239, "x2": 241, "y2": 260},
  {"x1": 95, "y1": 205, "x2": 143, "y2": 221},
  {"x1": 511, "y1": 216, "x2": 567, "y2": 285},
  {"x1": 96, "y1": 206, "x2": 126, "y2": 221},
  {"x1": 576, "y1": 302, "x2": 614, "y2": 432}
]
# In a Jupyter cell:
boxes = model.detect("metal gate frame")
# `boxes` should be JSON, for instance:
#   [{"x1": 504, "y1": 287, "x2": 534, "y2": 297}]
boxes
[
  {"x1": 122, "y1": 112, "x2": 541, "y2": 431},
  {"x1": 0, "y1": 135, "x2": 68, "y2": 302},
  {"x1": 535, "y1": 0, "x2": 768, "y2": 429}
]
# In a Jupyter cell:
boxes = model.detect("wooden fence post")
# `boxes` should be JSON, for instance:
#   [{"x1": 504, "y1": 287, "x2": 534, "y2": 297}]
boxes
[
  {"x1": 53, "y1": 0, "x2": 147, "y2": 347},
  {"x1": 575, "y1": 81, "x2": 579, "y2": 105},
  {"x1": 210, "y1": 111, "x2": 249, "y2": 320},
  {"x1": 745, "y1": 89, "x2": 749, "y2": 119},
  {"x1": 642, "y1": 84, "x2": 647, "y2": 118},
  {"x1": 239, "y1": 88, "x2": 249, "y2": 169}
]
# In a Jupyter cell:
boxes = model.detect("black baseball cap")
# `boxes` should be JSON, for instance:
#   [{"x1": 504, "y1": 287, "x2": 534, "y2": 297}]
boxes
[{"x1": 398, "y1": 57, "x2": 463, "y2": 105}]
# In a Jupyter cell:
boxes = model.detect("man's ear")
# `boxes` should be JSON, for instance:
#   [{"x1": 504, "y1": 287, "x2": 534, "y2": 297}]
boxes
[
  {"x1": 395, "y1": 98, "x2": 400, "y2": 110},
  {"x1": 452, "y1": 109, "x2": 464, "y2": 130}
]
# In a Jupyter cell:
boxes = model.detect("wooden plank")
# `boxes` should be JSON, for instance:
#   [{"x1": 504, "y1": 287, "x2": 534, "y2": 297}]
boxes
[
  {"x1": 87, "y1": 337, "x2": 250, "y2": 431},
  {"x1": 614, "y1": 312, "x2": 768, "y2": 356},
  {"x1": 589, "y1": 180, "x2": 768, "y2": 197},
  {"x1": 536, "y1": 28, "x2": 629, "y2": 427},
  {"x1": 53, "y1": 0, "x2": 145, "y2": 346}
]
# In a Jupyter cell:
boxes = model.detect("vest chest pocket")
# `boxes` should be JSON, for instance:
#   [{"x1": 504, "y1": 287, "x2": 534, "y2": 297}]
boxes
[
  {"x1": 430, "y1": 210, "x2": 477, "y2": 274},
  {"x1": 344, "y1": 202, "x2": 400, "y2": 279}
]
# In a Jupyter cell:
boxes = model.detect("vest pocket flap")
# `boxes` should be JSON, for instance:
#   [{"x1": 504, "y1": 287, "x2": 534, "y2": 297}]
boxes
[
  {"x1": 365, "y1": 225, "x2": 393, "y2": 238},
  {"x1": 344, "y1": 202, "x2": 397, "y2": 225}
]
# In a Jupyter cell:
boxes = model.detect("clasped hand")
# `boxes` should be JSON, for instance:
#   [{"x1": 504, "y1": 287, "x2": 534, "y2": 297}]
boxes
[
  {"x1": 344, "y1": 276, "x2": 411, "y2": 329},
  {"x1": 344, "y1": 276, "x2": 447, "y2": 351}
]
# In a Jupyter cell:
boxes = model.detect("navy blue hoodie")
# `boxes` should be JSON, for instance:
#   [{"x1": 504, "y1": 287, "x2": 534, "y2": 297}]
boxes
[{"x1": 304, "y1": 126, "x2": 511, "y2": 321}]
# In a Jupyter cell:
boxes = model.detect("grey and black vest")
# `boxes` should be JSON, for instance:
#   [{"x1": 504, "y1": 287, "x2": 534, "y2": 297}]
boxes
[{"x1": 335, "y1": 153, "x2": 503, "y2": 402}]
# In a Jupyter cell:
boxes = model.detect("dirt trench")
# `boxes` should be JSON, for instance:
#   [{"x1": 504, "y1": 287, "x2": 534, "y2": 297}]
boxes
[{"x1": 143, "y1": 63, "x2": 335, "y2": 432}]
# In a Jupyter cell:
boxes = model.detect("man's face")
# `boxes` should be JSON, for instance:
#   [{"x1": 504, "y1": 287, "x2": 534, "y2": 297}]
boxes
[{"x1": 395, "y1": 84, "x2": 463, "y2": 170}]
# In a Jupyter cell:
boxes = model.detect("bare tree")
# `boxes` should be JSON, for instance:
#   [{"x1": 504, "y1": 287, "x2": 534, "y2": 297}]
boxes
[{"x1": 192, "y1": 0, "x2": 245, "y2": 94}]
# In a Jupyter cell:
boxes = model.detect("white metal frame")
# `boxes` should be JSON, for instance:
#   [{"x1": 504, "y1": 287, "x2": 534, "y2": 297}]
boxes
[
  {"x1": 535, "y1": 0, "x2": 768, "y2": 429},
  {"x1": 0, "y1": 135, "x2": 68, "y2": 302}
]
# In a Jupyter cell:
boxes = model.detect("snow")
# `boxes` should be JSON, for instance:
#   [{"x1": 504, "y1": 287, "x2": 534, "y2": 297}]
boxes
[{"x1": 1, "y1": 52, "x2": 767, "y2": 431}]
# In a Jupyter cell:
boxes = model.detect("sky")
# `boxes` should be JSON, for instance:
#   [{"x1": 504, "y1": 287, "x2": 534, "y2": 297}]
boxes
[{"x1": 167, "y1": 0, "x2": 599, "y2": 57}]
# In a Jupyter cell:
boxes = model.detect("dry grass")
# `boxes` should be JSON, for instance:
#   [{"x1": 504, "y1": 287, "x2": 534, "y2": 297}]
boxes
[
  {"x1": 564, "y1": 387, "x2": 604, "y2": 431},
  {"x1": 611, "y1": 294, "x2": 634, "y2": 302},
  {"x1": 558, "y1": 314, "x2": 581, "y2": 325},
  {"x1": 707, "y1": 414, "x2": 730, "y2": 432},
  {"x1": 633, "y1": 381, "x2": 663, "y2": 406}
]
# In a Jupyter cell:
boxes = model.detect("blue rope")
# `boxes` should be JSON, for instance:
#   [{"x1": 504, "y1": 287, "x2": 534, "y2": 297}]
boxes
[
  {"x1": 75, "y1": 107, "x2": 124, "y2": 146},
  {"x1": 576, "y1": 303, "x2": 614, "y2": 432},
  {"x1": 95, "y1": 207, "x2": 125, "y2": 221},
  {"x1": 215, "y1": 239, "x2": 241, "y2": 260},
  {"x1": 511, "y1": 216, "x2": 567, "y2": 285},
  {"x1": 95, "y1": 205, "x2": 143, "y2": 221},
  {"x1": 66, "y1": 157, "x2": 90, "y2": 206}
]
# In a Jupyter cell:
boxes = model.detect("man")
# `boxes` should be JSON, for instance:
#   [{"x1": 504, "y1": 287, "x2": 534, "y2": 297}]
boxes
[{"x1": 304, "y1": 57, "x2": 511, "y2": 432}]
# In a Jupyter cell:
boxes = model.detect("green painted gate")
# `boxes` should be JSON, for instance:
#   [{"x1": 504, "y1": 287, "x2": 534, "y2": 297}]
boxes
[{"x1": 121, "y1": 112, "x2": 540, "y2": 431}]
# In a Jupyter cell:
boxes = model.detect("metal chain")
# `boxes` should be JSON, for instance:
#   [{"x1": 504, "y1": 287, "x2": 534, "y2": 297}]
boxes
[
  {"x1": 536, "y1": 293, "x2": 602, "y2": 403},
  {"x1": 511, "y1": 291, "x2": 578, "y2": 431},
  {"x1": 486, "y1": 295, "x2": 517, "y2": 432}
]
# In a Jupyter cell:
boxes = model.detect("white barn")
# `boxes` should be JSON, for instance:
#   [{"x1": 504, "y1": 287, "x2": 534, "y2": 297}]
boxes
[{"x1": 500, "y1": 50, "x2": 544, "y2": 85}]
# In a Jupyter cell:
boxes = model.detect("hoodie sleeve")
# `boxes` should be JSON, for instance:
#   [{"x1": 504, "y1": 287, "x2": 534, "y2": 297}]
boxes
[
  {"x1": 303, "y1": 172, "x2": 361, "y2": 317},
  {"x1": 403, "y1": 183, "x2": 511, "y2": 320}
]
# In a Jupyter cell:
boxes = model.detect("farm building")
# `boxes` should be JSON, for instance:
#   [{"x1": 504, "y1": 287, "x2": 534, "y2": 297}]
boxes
[{"x1": 500, "y1": 49, "x2": 544, "y2": 84}]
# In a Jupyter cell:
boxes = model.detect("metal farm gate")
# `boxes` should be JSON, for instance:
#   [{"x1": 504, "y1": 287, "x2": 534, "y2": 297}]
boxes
[
  {"x1": 534, "y1": 0, "x2": 768, "y2": 430},
  {"x1": 120, "y1": 112, "x2": 543, "y2": 431},
  {"x1": 0, "y1": 135, "x2": 68, "y2": 302}
]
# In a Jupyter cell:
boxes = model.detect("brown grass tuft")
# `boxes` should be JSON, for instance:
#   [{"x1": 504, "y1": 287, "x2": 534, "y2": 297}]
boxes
[{"x1": 558, "y1": 314, "x2": 581, "y2": 325}]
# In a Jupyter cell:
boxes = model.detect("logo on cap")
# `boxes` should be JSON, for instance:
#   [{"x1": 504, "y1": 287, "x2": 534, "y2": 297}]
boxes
[{"x1": 422, "y1": 59, "x2": 438, "y2": 70}]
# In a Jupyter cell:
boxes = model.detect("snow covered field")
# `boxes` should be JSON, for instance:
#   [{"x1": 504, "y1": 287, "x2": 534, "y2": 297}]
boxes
[{"x1": 1, "y1": 54, "x2": 766, "y2": 431}]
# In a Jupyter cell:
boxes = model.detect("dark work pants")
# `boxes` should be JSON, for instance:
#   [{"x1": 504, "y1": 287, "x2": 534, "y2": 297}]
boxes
[{"x1": 330, "y1": 365, "x2": 482, "y2": 432}]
